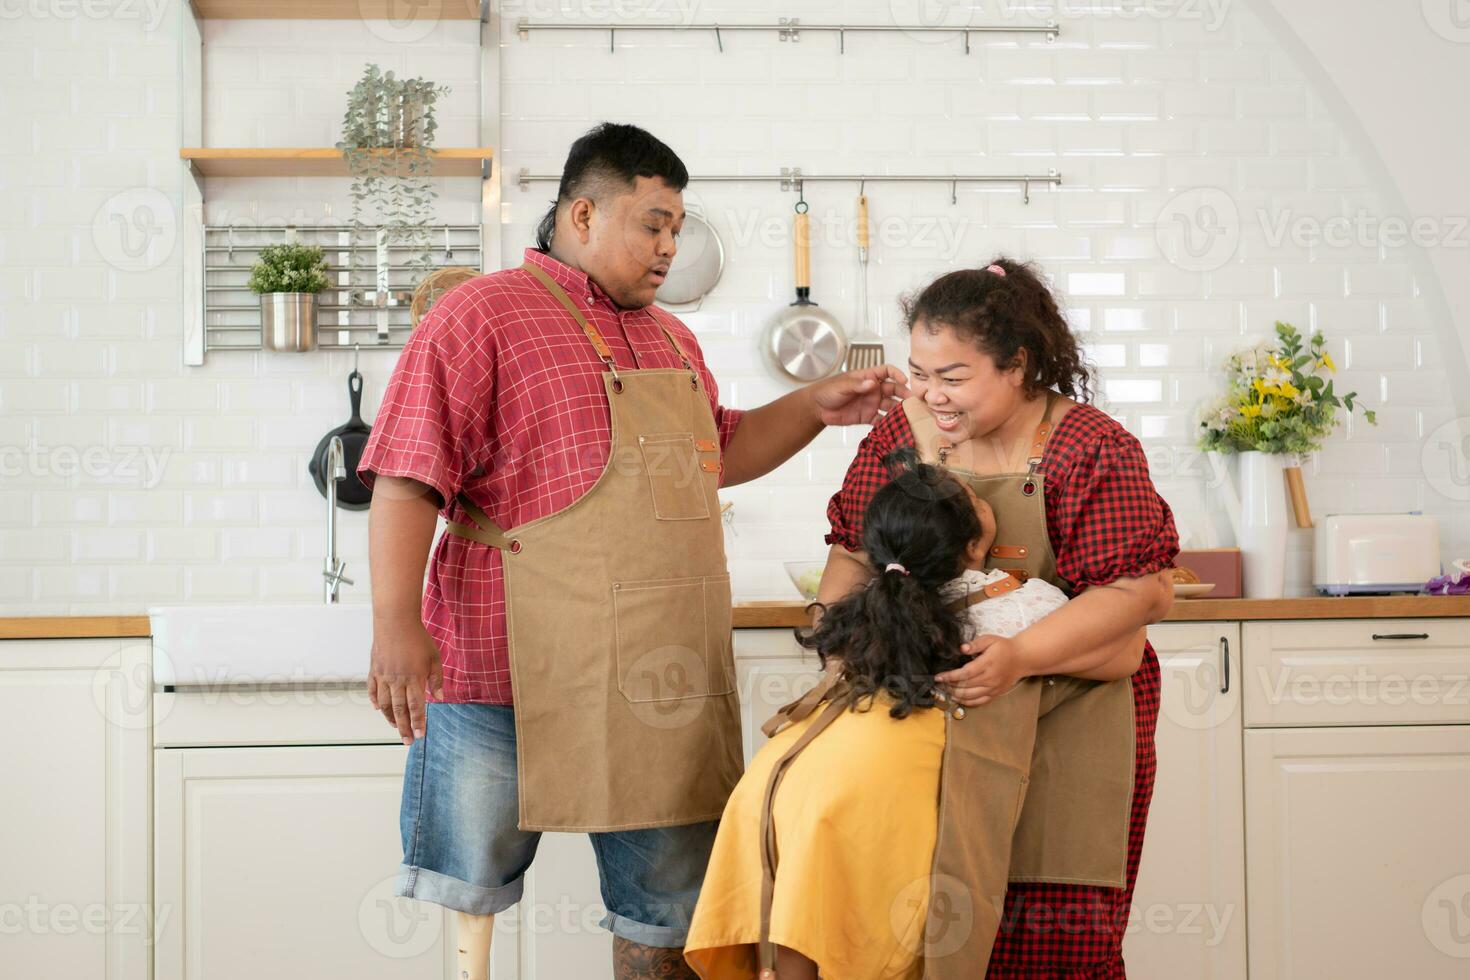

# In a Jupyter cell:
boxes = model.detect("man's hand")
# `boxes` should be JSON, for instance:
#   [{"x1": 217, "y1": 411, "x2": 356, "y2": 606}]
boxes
[
  {"x1": 369, "y1": 619, "x2": 445, "y2": 745},
  {"x1": 809, "y1": 364, "x2": 911, "y2": 426},
  {"x1": 935, "y1": 633, "x2": 1028, "y2": 707}
]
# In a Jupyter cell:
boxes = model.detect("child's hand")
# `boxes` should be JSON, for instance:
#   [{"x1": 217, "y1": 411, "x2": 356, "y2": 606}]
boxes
[{"x1": 935, "y1": 634, "x2": 1027, "y2": 706}]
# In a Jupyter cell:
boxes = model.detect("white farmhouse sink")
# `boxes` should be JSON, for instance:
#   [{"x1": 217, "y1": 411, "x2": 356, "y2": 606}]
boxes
[{"x1": 148, "y1": 604, "x2": 373, "y2": 687}]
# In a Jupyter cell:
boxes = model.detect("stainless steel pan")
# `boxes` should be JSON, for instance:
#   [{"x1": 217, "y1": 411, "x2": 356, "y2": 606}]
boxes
[{"x1": 763, "y1": 201, "x2": 848, "y2": 381}]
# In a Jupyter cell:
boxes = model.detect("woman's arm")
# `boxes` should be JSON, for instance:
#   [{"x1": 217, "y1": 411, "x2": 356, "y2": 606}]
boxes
[
  {"x1": 1016, "y1": 571, "x2": 1173, "y2": 678},
  {"x1": 939, "y1": 570, "x2": 1173, "y2": 705}
]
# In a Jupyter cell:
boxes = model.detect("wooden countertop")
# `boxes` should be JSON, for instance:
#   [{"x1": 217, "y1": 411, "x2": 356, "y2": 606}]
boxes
[
  {"x1": 731, "y1": 594, "x2": 1470, "y2": 629},
  {"x1": 0, "y1": 616, "x2": 153, "y2": 640},
  {"x1": 4, "y1": 595, "x2": 1469, "y2": 639}
]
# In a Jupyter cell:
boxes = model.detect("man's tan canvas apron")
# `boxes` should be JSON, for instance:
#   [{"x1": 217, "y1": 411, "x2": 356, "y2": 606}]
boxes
[
  {"x1": 757, "y1": 392, "x2": 1135, "y2": 977},
  {"x1": 443, "y1": 262, "x2": 743, "y2": 833}
]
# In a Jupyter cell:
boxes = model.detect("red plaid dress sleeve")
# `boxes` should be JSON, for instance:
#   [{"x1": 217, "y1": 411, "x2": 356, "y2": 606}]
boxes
[
  {"x1": 823, "y1": 408, "x2": 914, "y2": 551},
  {"x1": 356, "y1": 289, "x2": 494, "y2": 507},
  {"x1": 1049, "y1": 428, "x2": 1180, "y2": 591}
]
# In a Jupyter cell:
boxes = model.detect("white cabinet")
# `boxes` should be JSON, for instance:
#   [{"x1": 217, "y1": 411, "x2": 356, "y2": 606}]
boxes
[
  {"x1": 1245, "y1": 725, "x2": 1470, "y2": 979},
  {"x1": 1242, "y1": 616, "x2": 1470, "y2": 980},
  {"x1": 0, "y1": 638, "x2": 151, "y2": 980},
  {"x1": 1124, "y1": 624, "x2": 1247, "y2": 979},
  {"x1": 153, "y1": 742, "x2": 455, "y2": 980}
]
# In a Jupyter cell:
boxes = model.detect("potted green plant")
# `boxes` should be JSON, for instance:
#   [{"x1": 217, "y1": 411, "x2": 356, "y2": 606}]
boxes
[
  {"x1": 248, "y1": 243, "x2": 330, "y2": 352},
  {"x1": 336, "y1": 64, "x2": 450, "y2": 279},
  {"x1": 1196, "y1": 321, "x2": 1377, "y2": 597}
]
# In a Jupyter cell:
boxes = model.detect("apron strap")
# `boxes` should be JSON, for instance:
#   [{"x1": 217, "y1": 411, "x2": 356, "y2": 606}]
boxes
[
  {"x1": 758, "y1": 695, "x2": 851, "y2": 975},
  {"x1": 1025, "y1": 390, "x2": 1059, "y2": 468},
  {"x1": 759, "y1": 670, "x2": 842, "y2": 739},
  {"x1": 444, "y1": 492, "x2": 519, "y2": 553},
  {"x1": 943, "y1": 569, "x2": 1025, "y2": 613},
  {"x1": 522, "y1": 260, "x2": 698, "y2": 381}
]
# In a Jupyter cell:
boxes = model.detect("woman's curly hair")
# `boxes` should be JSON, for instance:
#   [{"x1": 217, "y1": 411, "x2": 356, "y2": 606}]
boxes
[
  {"x1": 796, "y1": 447, "x2": 981, "y2": 718},
  {"x1": 900, "y1": 255, "x2": 1094, "y2": 402}
]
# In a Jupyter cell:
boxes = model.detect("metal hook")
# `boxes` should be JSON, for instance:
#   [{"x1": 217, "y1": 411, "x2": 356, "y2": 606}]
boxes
[
  {"x1": 609, "y1": 27, "x2": 615, "y2": 52},
  {"x1": 950, "y1": 179, "x2": 958, "y2": 206},
  {"x1": 1023, "y1": 178, "x2": 1031, "y2": 206},
  {"x1": 963, "y1": 30, "x2": 971, "y2": 55},
  {"x1": 858, "y1": 177, "x2": 865, "y2": 196},
  {"x1": 794, "y1": 182, "x2": 808, "y2": 212},
  {"x1": 714, "y1": 24, "x2": 723, "y2": 52},
  {"x1": 353, "y1": 343, "x2": 360, "y2": 374},
  {"x1": 839, "y1": 27, "x2": 845, "y2": 54}
]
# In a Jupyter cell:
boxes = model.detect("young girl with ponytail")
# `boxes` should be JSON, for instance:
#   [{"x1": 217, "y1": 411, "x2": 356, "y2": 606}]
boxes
[{"x1": 682, "y1": 447, "x2": 1078, "y2": 980}]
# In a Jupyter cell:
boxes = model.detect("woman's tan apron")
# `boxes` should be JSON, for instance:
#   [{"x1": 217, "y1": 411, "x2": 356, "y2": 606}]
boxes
[
  {"x1": 442, "y1": 262, "x2": 743, "y2": 833},
  {"x1": 756, "y1": 392, "x2": 1136, "y2": 977}
]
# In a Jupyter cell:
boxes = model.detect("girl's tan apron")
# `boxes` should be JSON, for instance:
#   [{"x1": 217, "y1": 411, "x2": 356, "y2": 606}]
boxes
[
  {"x1": 443, "y1": 262, "x2": 743, "y2": 833},
  {"x1": 757, "y1": 392, "x2": 1135, "y2": 977}
]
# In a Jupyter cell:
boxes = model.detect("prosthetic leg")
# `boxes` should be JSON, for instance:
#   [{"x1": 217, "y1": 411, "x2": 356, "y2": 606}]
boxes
[{"x1": 454, "y1": 912, "x2": 494, "y2": 980}]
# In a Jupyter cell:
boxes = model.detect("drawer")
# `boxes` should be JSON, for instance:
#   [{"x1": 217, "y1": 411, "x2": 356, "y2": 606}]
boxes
[{"x1": 1243, "y1": 619, "x2": 1470, "y2": 728}]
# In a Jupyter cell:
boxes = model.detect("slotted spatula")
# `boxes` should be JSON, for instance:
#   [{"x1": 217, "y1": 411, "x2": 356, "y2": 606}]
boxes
[{"x1": 843, "y1": 193, "x2": 884, "y2": 371}]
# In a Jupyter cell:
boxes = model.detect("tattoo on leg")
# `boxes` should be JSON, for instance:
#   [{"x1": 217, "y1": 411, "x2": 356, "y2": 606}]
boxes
[{"x1": 612, "y1": 936, "x2": 699, "y2": 980}]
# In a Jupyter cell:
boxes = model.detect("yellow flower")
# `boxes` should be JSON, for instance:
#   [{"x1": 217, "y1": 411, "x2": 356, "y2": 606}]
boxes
[
  {"x1": 1278, "y1": 381, "x2": 1299, "y2": 398},
  {"x1": 1318, "y1": 351, "x2": 1335, "y2": 371},
  {"x1": 1239, "y1": 403, "x2": 1262, "y2": 418}
]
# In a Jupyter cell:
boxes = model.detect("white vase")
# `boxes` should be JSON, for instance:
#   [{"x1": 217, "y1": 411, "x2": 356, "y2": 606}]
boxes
[{"x1": 1235, "y1": 451, "x2": 1290, "y2": 598}]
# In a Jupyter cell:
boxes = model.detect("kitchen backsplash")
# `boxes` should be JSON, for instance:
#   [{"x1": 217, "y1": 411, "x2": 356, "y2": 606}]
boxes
[{"x1": 3, "y1": 1, "x2": 1467, "y2": 612}]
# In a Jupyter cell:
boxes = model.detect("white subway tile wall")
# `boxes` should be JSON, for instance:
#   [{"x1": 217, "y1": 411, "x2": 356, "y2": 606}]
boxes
[{"x1": 2, "y1": 1, "x2": 1467, "y2": 614}]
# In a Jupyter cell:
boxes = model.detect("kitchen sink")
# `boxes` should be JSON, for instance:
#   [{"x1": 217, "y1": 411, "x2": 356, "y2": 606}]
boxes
[{"x1": 148, "y1": 603, "x2": 373, "y2": 687}]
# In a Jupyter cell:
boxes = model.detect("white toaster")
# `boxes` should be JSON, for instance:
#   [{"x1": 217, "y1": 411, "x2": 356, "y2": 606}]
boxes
[{"x1": 1313, "y1": 513, "x2": 1441, "y2": 595}]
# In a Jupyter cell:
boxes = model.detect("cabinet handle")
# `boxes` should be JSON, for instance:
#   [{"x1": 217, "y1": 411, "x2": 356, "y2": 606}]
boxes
[
  {"x1": 1371, "y1": 632, "x2": 1429, "y2": 641},
  {"x1": 1219, "y1": 635, "x2": 1230, "y2": 694}
]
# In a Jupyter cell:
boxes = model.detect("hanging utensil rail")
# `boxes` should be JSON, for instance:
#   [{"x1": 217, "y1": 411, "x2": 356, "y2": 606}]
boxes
[
  {"x1": 515, "y1": 17, "x2": 1060, "y2": 53},
  {"x1": 516, "y1": 168, "x2": 1062, "y2": 205}
]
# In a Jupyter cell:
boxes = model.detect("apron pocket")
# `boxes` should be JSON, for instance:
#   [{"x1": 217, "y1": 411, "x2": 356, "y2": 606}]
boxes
[
  {"x1": 638, "y1": 433, "x2": 711, "y2": 521},
  {"x1": 613, "y1": 573, "x2": 735, "y2": 703}
]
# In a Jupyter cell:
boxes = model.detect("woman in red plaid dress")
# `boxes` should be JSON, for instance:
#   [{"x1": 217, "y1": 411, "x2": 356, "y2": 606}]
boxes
[{"x1": 819, "y1": 257, "x2": 1180, "y2": 978}]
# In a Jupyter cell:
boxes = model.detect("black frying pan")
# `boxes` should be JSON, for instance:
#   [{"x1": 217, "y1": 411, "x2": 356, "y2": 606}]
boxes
[{"x1": 308, "y1": 369, "x2": 373, "y2": 510}]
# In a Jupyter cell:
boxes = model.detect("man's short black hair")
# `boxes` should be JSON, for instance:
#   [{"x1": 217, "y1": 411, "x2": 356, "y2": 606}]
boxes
[{"x1": 534, "y1": 122, "x2": 689, "y2": 251}]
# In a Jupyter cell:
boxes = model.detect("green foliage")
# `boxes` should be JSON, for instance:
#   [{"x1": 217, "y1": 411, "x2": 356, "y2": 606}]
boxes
[
  {"x1": 1196, "y1": 321, "x2": 1377, "y2": 456},
  {"x1": 335, "y1": 64, "x2": 450, "y2": 276},
  {"x1": 247, "y1": 243, "x2": 329, "y2": 295}
]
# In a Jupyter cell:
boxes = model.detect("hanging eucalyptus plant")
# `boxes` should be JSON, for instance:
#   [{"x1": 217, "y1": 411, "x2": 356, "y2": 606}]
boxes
[{"x1": 336, "y1": 64, "x2": 450, "y2": 282}]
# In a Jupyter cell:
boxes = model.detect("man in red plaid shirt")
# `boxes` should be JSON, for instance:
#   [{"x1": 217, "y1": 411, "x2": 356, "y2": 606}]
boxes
[{"x1": 358, "y1": 123, "x2": 908, "y2": 979}]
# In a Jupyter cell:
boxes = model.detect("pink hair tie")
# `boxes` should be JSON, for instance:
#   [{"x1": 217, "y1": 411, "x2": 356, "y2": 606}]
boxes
[
  {"x1": 885, "y1": 562, "x2": 909, "y2": 576},
  {"x1": 986, "y1": 263, "x2": 1006, "y2": 276}
]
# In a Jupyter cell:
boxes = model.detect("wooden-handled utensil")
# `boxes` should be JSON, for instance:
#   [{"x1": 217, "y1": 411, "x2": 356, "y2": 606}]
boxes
[
  {"x1": 762, "y1": 201, "x2": 848, "y2": 382},
  {"x1": 843, "y1": 193, "x2": 884, "y2": 371}
]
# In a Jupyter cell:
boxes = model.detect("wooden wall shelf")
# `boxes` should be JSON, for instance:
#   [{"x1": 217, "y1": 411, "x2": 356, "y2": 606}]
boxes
[
  {"x1": 189, "y1": 0, "x2": 481, "y2": 19},
  {"x1": 180, "y1": 147, "x2": 493, "y2": 178}
]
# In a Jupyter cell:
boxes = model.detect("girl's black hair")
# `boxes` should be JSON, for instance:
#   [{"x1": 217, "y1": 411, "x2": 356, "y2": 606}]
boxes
[
  {"x1": 797, "y1": 447, "x2": 982, "y2": 719},
  {"x1": 900, "y1": 255, "x2": 1094, "y2": 402},
  {"x1": 534, "y1": 122, "x2": 690, "y2": 251}
]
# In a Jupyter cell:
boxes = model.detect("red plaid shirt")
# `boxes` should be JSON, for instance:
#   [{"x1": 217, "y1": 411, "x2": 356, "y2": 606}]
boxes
[
  {"x1": 826, "y1": 401, "x2": 1179, "y2": 977},
  {"x1": 358, "y1": 248, "x2": 744, "y2": 704}
]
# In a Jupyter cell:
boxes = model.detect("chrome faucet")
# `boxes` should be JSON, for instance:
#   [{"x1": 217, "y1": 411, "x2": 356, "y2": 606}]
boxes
[{"x1": 323, "y1": 435, "x2": 355, "y2": 603}]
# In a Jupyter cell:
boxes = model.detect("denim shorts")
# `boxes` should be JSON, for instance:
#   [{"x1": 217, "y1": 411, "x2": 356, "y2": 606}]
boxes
[{"x1": 394, "y1": 701, "x2": 719, "y2": 948}]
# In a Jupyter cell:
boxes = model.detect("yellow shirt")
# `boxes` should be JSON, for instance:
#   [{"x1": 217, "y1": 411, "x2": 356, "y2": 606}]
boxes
[{"x1": 685, "y1": 693, "x2": 946, "y2": 980}]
